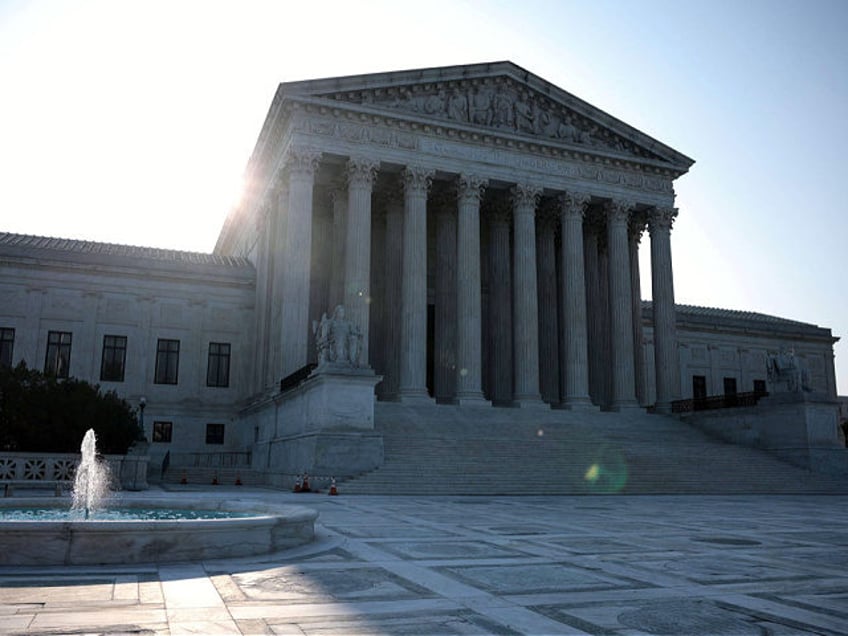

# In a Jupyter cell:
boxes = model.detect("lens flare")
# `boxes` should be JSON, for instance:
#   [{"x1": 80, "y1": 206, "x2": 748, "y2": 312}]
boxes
[{"x1": 582, "y1": 446, "x2": 628, "y2": 493}]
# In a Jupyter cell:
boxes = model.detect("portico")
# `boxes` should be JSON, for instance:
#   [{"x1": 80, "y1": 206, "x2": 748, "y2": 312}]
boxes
[{"x1": 215, "y1": 62, "x2": 694, "y2": 412}]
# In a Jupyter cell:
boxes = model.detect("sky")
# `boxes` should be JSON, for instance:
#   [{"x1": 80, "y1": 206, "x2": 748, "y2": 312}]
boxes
[{"x1": 1, "y1": 0, "x2": 846, "y2": 394}]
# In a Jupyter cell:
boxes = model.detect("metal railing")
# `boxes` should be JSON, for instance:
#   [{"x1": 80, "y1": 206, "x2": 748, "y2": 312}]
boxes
[{"x1": 672, "y1": 391, "x2": 768, "y2": 414}]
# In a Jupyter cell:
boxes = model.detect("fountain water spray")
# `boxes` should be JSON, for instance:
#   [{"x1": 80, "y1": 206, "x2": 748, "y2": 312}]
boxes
[{"x1": 71, "y1": 429, "x2": 111, "y2": 518}]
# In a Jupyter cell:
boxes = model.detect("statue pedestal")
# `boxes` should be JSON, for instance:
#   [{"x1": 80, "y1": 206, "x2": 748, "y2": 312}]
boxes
[
  {"x1": 250, "y1": 366, "x2": 384, "y2": 488},
  {"x1": 687, "y1": 391, "x2": 847, "y2": 476}
]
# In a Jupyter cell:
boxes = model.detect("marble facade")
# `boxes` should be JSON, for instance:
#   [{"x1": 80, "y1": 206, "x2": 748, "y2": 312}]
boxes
[
  {"x1": 0, "y1": 62, "x2": 841, "y2": 475},
  {"x1": 216, "y1": 61, "x2": 692, "y2": 414}
]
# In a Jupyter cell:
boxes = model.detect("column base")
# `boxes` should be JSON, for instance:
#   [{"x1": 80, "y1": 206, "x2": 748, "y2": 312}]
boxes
[
  {"x1": 397, "y1": 389, "x2": 434, "y2": 405},
  {"x1": 610, "y1": 399, "x2": 643, "y2": 413},
  {"x1": 513, "y1": 396, "x2": 549, "y2": 409},
  {"x1": 653, "y1": 401, "x2": 673, "y2": 415},
  {"x1": 562, "y1": 397, "x2": 598, "y2": 411},
  {"x1": 455, "y1": 393, "x2": 492, "y2": 407}
]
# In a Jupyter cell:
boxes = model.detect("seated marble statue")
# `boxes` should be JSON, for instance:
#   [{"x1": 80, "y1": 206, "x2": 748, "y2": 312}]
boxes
[
  {"x1": 312, "y1": 305, "x2": 363, "y2": 368},
  {"x1": 766, "y1": 347, "x2": 812, "y2": 393}
]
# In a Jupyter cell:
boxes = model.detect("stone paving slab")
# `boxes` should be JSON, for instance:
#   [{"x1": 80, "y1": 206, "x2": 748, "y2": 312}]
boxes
[{"x1": 1, "y1": 489, "x2": 847, "y2": 634}]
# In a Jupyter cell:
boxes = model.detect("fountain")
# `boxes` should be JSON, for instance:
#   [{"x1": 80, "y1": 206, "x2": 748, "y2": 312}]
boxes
[
  {"x1": 0, "y1": 430, "x2": 318, "y2": 565},
  {"x1": 71, "y1": 429, "x2": 111, "y2": 518}
]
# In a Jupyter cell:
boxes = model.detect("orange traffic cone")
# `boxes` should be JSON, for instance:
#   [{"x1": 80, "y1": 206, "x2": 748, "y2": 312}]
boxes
[{"x1": 328, "y1": 477, "x2": 338, "y2": 496}]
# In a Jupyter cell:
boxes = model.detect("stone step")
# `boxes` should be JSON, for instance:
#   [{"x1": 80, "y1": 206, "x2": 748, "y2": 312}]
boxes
[{"x1": 335, "y1": 402, "x2": 848, "y2": 495}]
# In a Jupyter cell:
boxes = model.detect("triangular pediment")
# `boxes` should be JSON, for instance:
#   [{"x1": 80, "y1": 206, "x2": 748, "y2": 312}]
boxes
[{"x1": 277, "y1": 62, "x2": 694, "y2": 172}]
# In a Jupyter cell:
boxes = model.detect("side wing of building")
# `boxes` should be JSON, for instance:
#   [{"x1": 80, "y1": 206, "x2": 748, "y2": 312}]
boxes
[{"x1": 0, "y1": 233, "x2": 256, "y2": 464}]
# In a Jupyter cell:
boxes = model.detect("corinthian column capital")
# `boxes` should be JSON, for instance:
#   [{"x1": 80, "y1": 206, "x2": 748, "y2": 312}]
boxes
[
  {"x1": 457, "y1": 174, "x2": 488, "y2": 204},
  {"x1": 402, "y1": 165, "x2": 435, "y2": 194},
  {"x1": 511, "y1": 183, "x2": 543, "y2": 212},
  {"x1": 559, "y1": 191, "x2": 591, "y2": 218},
  {"x1": 648, "y1": 206, "x2": 678, "y2": 235},
  {"x1": 285, "y1": 146, "x2": 321, "y2": 180},
  {"x1": 606, "y1": 198, "x2": 635, "y2": 224},
  {"x1": 346, "y1": 156, "x2": 380, "y2": 187}
]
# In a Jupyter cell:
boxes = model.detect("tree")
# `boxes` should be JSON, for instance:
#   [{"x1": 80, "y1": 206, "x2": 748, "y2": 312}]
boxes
[{"x1": 0, "y1": 362, "x2": 143, "y2": 454}]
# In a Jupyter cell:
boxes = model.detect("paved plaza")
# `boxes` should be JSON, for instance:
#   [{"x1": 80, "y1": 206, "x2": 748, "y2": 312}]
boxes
[{"x1": 1, "y1": 487, "x2": 847, "y2": 635}]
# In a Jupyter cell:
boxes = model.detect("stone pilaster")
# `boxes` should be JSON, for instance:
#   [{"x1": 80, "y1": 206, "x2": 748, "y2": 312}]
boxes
[
  {"x1": 344, "y1": 157, "x2": 379, "y2": 364},
  {"x1": 536, "y1": 200, "x2": 559, "y2": 405},
  {"x1": 648, "y1": 206, "x2": 679, "y2": 413},
  {"x1": 606, "y1": 199, "x2": 639, "y2": 410},
  {"x1": 629, "y1": 214, "x2": 647, "y2": 406},
  {"x1": 280, "y1": 147, "x2": 321, "y2": 378},
  {"x1": 511, "y1": 183, "x2": 545, "y2": 407},
  {"x1": 487, "y1": 196, "x2": 513, "y2": 405},
  {"x1": 455, "y1": 174, "x2": 490, "y2": 405},
  {"x1": 398, "y1": 165, "x2": 434, "y2": 402},
  {"x1": 559, "y1": 191, "x2": 594, "y2": 408}
]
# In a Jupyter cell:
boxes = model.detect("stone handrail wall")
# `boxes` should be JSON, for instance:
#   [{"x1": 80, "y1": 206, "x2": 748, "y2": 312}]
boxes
[{"x1": 0, "y1": 451, "x2": 148, "y2": 491}]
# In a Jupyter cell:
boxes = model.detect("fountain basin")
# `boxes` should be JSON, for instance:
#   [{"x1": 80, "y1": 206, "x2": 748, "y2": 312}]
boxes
[{"x1": 0, "y1": 497, "x2": 318, "y2": 565}]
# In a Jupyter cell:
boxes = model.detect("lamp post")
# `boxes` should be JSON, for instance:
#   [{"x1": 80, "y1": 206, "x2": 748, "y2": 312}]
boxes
[{"x1": 139, "y1": 396, "x2": 146, "y2": 429}]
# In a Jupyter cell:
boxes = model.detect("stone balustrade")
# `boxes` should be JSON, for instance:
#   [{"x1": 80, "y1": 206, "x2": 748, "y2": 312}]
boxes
[{"x1": 0, "y1": 451, "x2": 149, "y2": 493}]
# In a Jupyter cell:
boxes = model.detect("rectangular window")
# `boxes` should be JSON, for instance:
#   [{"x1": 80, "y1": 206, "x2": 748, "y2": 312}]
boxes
[
  {"x1": 154, "y1": 339, "x2": 180, "y2": 384},
  {"x1": 44, "y1": 331, "x2": 72, "y2": 378},
  {"x1": 206, "y1": 423, "x2": 225, "y2": 445},
  {"x1": 206, "y1": 342, "x2": 231, "y2": 387},
  {"x1": 100, "y1": 335, "x2": 127, "y2": 382},
  {"x1": 723, "y1": 377, "x2": 737, "y2": 396},
  {"x1": 0, "y1": 328, "x2": 14, "y2": 368},
  {"x1": 152, "y1": 421, "x2": 173, "y2": 443},
  {"x1": 753, "y1": 379, "x2": 767, "y2": 395},
  {"x1": 692, "y1": 375, "x2": 707, "y2": 400}
]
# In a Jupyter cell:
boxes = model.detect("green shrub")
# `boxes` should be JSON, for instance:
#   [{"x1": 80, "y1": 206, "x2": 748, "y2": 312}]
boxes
[{"x1": 0, "y1": 362, "x2": 143, "y2": 454}]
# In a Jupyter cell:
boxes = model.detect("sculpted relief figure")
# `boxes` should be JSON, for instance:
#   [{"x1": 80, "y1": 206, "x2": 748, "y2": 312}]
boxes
[
  {"x1": 766, "y1": 347, "x2": 812, "y2": 393},
  {"x1": 312, "y1": 305, "x2": 363, "y2": 369},
  {"x1": 470, "y1": 88, "x2": 494, "y2": 126},
  {"x1": 447, "y1": 89, "x2": 469, "y2": 122},
  {"x1": 351, "y1": 81, "x2": 645, "y2": 155}
]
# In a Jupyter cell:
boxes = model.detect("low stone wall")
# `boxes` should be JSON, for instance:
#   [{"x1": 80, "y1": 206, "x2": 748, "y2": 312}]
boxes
[
  {"x1": 0, "y1": 451, "x2": 149, "y2": 492},
  {"x1": 684, "y1": 392, "x2": 848, "y2": 475}
]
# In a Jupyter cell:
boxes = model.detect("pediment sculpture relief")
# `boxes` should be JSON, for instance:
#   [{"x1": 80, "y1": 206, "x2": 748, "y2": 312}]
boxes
[{"x1": 323, "y1": 79, "x2": 660, "y2": 160}]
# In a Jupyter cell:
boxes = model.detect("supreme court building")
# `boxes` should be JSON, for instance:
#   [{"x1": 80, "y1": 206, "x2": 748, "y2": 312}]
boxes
[{"x1": 0, "y1": 62, "x2": 839, "y2": 470}]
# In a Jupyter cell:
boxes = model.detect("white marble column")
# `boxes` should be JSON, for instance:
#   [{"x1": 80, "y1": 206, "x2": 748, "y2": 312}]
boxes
[
  {"x1": 434, "y1": 191, "x2": 457, "y2": 403},
  {"x1": 487, "y1": 198, "x2": 513, "y2": 404},
  {"x1": 344, "y1": 157, "x2": 379, "y2": 364},
  {"x1": 268, "y1": 177, "x2": 288, "y2": 386},
  {"x1": 560, "y1": 192, "x2": 594, "y2": 408},
  {"x1": 606, "y1": 199, "x2": 639, "y2": 410},
  {"x1": 381, "y1": 182, "x2": 404, "y2": 400},
  {"x1": 281, "y1": 147, "x2": 321, "y2": 378},
  {"x1": 629, "y1": 215, "x2": 647, "y2": 406},
  {"x1": 455, "y1": 174, "x2": 489, "y2": 405},
  {"x1": 536, "y1": 202, "x2": 559, "y2": 405},
  {"x1": 511, "y1": 184, "x2": 544, "y2": 407},
  {"x1": 583, "y1": 224, "x2": 602, "y2": 405},
  {"x1": 648, "y1": 206, "x2": 680, "y2": 413},
  {"x1": 398, "y1": 165, "x2": 434, "y2": 402},
  {"x1": 253, "y1": 202, "x2": 273, "y2": 391},
  {"x1": 328, "y1": 185, "x2": 347, "y2": 310}
]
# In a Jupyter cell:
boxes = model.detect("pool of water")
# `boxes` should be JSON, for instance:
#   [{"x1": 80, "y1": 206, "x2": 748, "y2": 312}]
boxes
[{"x1": 0, "y1": 507, "x2": 253, "y2": 521}]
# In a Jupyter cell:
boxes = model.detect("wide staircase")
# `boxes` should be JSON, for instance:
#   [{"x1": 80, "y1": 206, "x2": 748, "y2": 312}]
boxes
[{"x1": 338, "y1": 402, "x2": 848, "y2": 495}]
